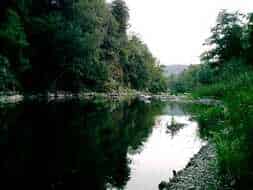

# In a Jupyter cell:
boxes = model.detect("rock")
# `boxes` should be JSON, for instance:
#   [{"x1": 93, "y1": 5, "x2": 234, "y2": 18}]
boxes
[{"x1": 160, "y1": 144, "x2": 227, "y2": 190}]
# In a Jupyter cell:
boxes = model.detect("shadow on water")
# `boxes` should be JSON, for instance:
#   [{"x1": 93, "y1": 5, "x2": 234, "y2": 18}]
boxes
[{"x1": 1, "y1": 99, "x2": 167, "y2": 190}]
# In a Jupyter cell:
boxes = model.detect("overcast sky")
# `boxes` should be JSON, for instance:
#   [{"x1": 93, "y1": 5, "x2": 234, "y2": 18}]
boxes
[{"x1": 113, "y1": 0, "x2": 253, "y2": 65}]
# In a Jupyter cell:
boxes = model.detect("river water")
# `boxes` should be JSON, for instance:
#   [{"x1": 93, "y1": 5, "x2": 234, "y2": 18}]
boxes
[{"x1": 1, "y1": 99, "x2": 206, "y2": 190}]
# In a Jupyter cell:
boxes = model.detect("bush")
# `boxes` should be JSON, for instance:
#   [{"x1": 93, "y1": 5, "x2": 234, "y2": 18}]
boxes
[
  {"x1": 0, "y1": 55, "x2": 18, "y2": 91},
  {"x1": 190, "y1": 66, "x2": 253, "y2": 187}
]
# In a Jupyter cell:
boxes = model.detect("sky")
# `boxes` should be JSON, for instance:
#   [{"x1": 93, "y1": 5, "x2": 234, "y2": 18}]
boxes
[{"x1": 109, "y1": 0, "x2": 253, "y2": 65}]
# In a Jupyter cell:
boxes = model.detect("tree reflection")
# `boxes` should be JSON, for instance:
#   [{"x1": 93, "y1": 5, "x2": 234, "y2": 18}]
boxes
[{"x1": 1, "y1": 99, "x2": 165, "y2": 190}]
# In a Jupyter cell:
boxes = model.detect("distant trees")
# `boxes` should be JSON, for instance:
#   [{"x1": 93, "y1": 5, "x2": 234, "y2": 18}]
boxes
[
  {"x1": 168, "y1": 65, "x2": 203, "y2": 93},
  {"x1": 0, "y1": 0, "x2": 167, "y2": 93},
  {"x1": 120, "y1": 36, "x2": 167, "y2": 92}
]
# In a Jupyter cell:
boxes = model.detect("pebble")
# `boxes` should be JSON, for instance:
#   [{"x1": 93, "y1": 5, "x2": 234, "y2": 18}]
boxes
[{"x1": 160, "y1": 144, "x2": 233, "y2": 190}]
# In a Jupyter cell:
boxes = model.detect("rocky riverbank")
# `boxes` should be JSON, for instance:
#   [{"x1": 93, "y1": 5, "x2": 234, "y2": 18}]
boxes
[
  {"x1": 0, "y1": 91, "x2": 138, "y2": 104},
  {"x1": 151, "y1": 94, "x2": 222, "y2": 106},
  {"x1": 159, "y1": 144, "x2": 234, "y2": 190},
  {"x1": 0, "y1": 94, "x2": 24, "y2": 104},
  {"x1": 0, "y1": 91, "x2": 222, "y2": 106}
]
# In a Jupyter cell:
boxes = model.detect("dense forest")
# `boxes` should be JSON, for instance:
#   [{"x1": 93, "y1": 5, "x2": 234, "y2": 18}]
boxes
[
  {"x1": 0, "y1": 0, "x2": 167, "y2": 93},
  {"x1": 169, "y1": 10, "x2": 253, "y2": 189}
]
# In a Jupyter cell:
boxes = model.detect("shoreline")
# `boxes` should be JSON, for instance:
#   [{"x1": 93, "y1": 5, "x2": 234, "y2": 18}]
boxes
[
  {"x1": 0, "y1": 91, "x2": 222, "y2": 105},
  {"x1": 0, "y1": 91, "x2": 138, "y2": 104},
  {"x1": 159, "y1": 144, "x2": 234, "y2": 190}
]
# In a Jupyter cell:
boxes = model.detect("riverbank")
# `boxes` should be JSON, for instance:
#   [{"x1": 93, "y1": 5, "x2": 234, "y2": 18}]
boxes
[
  {"x1": 0, "y1": 94, "x2": 24, "y2": 104},
  {"x1": 0, "y1": 91, "x2": 139, "y2": 104},
  {"x1": 159, "y1": 144, "x2": 234, "y2": 190},
  {"x1": 0, "y1": 91, "x2": 222, "y2": 106}
]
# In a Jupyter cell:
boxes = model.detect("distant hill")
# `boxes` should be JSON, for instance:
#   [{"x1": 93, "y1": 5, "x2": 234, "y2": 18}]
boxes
[{"x1": 161, "y1": 65, "x2": 189, "y2": 77}]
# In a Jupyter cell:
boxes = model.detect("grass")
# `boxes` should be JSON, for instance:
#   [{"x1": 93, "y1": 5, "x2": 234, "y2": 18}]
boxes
[{"x1": 188, "y1": 66, "x2": 253, "y2": 189}]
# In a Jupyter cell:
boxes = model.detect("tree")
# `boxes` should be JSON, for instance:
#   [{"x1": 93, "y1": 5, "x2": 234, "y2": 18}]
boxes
[
  {"x1": 120, "y1": 35, "x2": 167, "y2": 92},
  {"x1": 202, "y1": 10, "x2": 244, "y2": 66},
  {"x1": 0, "y1": 55, "x2": 17, "y2": 91},
  {"x1": 245, "y1": 13, "x2": 253, "y2": 65},
  {"x1": 111, "y1": 0, "x2": 129, "y2": 34},
  {"x1": 0, "y1": 9, "x2": 30, "y2": 90},
  {"x1": 0, "y1": 0, "x2": 167, "y2": 93}
]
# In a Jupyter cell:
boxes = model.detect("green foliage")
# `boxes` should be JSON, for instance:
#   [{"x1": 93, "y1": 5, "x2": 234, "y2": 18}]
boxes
[
  {"x1": 174, "y1": 10, "x2": 253, "y2": 188},
  {"x1": 111, "y1": 0, "x2": 129, "y2": 34},
  {"x1": 0, "y1": 0, "x2": 166, "y2": 93},
  {"x1": 201, "y1": 10, "x2": 244, "y2": 66},
  {"x1": 192, "y1": 59, "x2": 253, "y2": 98},
  {"x1": 120, "y1": 35, "x2": 167, "y2": 92},
  {"x1": 0, "y1": 9, "x2": 28, "y2": 48},
  {"x1": 168, "y1": 64, "x2": 215, "y2": 93},
  {"x1": 122, "y1": 36, "x2": 152, "y2": 90},
  {"x1": 188, "y1": 81, "x2": 253, "y2": 186},
  {"x1": 0, "y1": 55, "x2": 18, "y2": 91},
  {"x1": 244, "y1": 13, "x2": 253, "y2": 65},
  {"x1": 190, "y1": 60, "x2": 253, "y2": 184},
  {"x1": 0, "y1": 9, "x2": 30, "y2": 73},
  {"x1": 149, "y1": 66, "x2": 168, "y2": 93},
  {"x1": 196, "y1": 107, "x2": 225, "y2": 137}
]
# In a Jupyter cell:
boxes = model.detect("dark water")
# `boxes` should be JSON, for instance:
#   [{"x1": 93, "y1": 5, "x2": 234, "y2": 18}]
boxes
[{"x1": 0, "y1": 99, "x2": 205, "y2": 190}]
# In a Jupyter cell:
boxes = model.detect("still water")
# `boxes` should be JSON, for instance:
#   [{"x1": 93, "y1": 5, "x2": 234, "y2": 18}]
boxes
[{"x1": 1, "y1": 99, "x2": 205, "y2": 190}]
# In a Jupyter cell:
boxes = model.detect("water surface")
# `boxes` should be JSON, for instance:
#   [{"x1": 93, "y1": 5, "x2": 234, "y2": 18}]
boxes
[{"x1": 1, "y1": 99, "x2": 205, "y2": 190}]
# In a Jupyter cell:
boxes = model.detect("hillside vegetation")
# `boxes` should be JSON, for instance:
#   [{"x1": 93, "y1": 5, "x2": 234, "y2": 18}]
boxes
[{"x1": 0, "y1": 0, "x2": 167, "y2": 93}]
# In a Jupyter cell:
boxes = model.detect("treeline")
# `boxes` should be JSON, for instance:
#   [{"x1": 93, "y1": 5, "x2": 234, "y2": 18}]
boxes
[
  {"x1": 171, "y1": 10, "x2": 253, "y2": 189},
  {"x1": 0, "y1": 0, "x2": 167, "y2": 93},
  {"x1": 168, "y1": 10, "x2": 253, "y2": 93}
]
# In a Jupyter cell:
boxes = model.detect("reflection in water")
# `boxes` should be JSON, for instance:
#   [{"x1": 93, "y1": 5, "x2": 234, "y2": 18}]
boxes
[
  {"x1": 126, "y1": 115, "x2": 206, "y2": 190},
  {"x1": 1, "y1": 100, "x2": 205, "y2": 190}
]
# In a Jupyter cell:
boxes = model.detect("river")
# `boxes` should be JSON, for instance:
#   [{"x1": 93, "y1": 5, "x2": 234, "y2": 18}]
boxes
[{"x1": 1, "y1": 98, "x2": 206, "y2": 190}]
